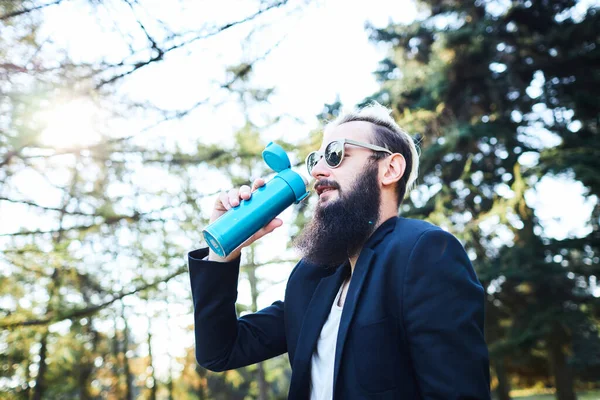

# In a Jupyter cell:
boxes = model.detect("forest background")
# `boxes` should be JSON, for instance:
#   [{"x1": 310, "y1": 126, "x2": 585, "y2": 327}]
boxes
[{"x1": 0, "y1": 0, "x2": 598, "y2": 399}]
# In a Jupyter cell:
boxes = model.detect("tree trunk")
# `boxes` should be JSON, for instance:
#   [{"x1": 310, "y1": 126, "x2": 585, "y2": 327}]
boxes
[
  {"x1": 78, "y1": 359, "x2": 93, "y2": 400},
  {"x1": 196, "y1": 365, "x2": 208, "y2": 400},
  {"x1": 549, "y1": 337, "x2": 577, "y2": 400},
  {"x1": 166, "y1": 297, "x2": 175, "y2": 400},
  {"x1": 24, "y1": 357, "x2": 32, "y2": 400},
  {"x1": 256, "y1": 362, "x2": 268, "y2": 400},
  {"x1": 77, "y1": 363, "x2": 92, "y2": 400},
  {"x1": 166, "y1": 351, "x2": 174, "y2": 400},
  {"x1": 32, "y1": 162, "x2": 77, "y2": 399},
  {"x1": 121, "y1": 301, "x2": 133, "y2": 400},
  {"x1": 167, "y1": 377, "x2": 174, "y2": 400},
  {"x1": 78, "y1": 297, "x2": 98, "y2": 399},
  {"x1": 111, "y1": 312, "x2": 122, "y2": 398},
  {"x1": 147, "y1": 313, "x2": 157, "y2": 400},
  {"x1": 246, "y1": 246, "x2": 268, "y2": 400},
  {"x1": 32, "y1": 331, "x2": 49, "y2": 400},
  {"x1": 494, "y1": 358, "x2": 512, "y2": 400}
]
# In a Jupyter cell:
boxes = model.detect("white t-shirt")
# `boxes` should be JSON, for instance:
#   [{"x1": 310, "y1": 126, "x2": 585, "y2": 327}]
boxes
[{"x1": 309, "y1": 284, "x2": 344, "y2": 400}]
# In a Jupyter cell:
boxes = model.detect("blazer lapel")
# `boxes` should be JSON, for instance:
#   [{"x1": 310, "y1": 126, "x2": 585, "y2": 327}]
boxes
[
  {"x1": 332, "y1": 248, "x2": 375, "y2": 393},
  {"x1": 289, "y1": 217, "x2": 397, "y2": 399},
  {"x1": 331, "y1": 216, "x2": 397, "y2": 395},
  {"x1": 288, "y1": 265, "x2": 348, "y2": 399}
]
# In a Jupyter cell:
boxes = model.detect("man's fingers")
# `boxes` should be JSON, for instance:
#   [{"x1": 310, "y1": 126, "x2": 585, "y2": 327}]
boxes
[
  {"x1": 237, "y1": 218, "x2": 281, "y2": 248},
  {"x1": 264, "y1": 218, "x2": 283, "y2": 232},
  {"x1": 228, "y1": 188, "x2": 240, "y2": 208},
  {"x1": 251, "y1": 178, "x2": 265, "y2": 192},
  {"x1": 239, "y1": 185, "x2": 252, "y2": 200},
  {"x1": 217, "y1": 180, "x2": 262, "y2": 212},
  {"x1": 253, "y1": 218, "x2": 283, "y2": 241},
  {"x1": 217, "y1": 190, "x2": 230, "y2": 210}
]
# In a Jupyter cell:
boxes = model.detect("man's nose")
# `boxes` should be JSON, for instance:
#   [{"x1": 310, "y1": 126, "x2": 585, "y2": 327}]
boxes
[{"x1": 310, "y1": 155, "x2": 331, "y2": 180}]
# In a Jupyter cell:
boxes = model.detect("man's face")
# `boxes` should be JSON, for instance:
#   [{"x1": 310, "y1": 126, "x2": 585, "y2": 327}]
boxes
[
  {"x1": 310, "y1": 121, "x2": 381, "y2": 207},
  {"x1": 293, "y1": 122, "x2": 382, "y2": 267}
]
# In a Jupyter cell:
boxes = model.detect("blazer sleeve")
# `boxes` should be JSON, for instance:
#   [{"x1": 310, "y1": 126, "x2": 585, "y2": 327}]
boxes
[
  {"x1": 402, "y1": 230, "x2": 490, "y2": 400},
  {"x1": 188, "y1": 248, "x2": 287, "y2": 372}
]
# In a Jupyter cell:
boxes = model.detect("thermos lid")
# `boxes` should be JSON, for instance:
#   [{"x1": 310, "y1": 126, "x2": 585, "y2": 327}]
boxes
[
  {"x1": 277, "y1": 169, "x2": 309, "y2": 203},
  {"x1": 262, "y1": 142, "x2": 291, "y2": 172},
  {"x1": 263, "y1": 141, "x2": 309, "y2": 203}
]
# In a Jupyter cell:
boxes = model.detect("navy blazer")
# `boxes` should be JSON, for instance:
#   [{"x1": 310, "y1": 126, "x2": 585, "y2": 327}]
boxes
[{"x1": 188, "y1": 217, "x2": 490, "y2": 399}]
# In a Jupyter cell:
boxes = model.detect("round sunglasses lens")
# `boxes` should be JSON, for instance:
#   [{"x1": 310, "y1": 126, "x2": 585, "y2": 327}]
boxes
[
  {"x1": 306, "y1": 152, "x2": 317, "y2": 173},
  {"x1": 325, "y1": 141, "x2": 343, "y2": 167}
]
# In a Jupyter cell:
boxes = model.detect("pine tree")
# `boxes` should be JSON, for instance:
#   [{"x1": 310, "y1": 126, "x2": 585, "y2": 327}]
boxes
[{"x1": 367, "y1": 1, "x2": 599, "y2": 398}]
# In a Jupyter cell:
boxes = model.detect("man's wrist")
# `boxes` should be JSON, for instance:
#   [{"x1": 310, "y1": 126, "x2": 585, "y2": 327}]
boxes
[{"x1": 208, "y1": 248, "x2": 240, "y2": 263}]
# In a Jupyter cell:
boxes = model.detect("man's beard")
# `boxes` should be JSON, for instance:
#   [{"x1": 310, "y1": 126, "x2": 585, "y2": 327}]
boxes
[{"x1": 293, "y1": 161, "x2": 381, "y2": 268}]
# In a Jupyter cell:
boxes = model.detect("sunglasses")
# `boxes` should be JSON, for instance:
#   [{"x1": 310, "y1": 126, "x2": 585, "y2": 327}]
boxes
[{"x1": 305, "y1": 138, "x2": 393, "y2": 175}]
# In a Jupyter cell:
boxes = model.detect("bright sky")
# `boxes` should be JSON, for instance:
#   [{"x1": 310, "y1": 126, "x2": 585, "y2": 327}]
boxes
[
  {"x1": 6, "y1": 0, "x2": 424, "y2": 297},
  {"x1": 3, "y1": 0, "x2": 598, "y2": 382},
  {"x1": 1, "y1": 0, "x2": 426, "y2": 381}
]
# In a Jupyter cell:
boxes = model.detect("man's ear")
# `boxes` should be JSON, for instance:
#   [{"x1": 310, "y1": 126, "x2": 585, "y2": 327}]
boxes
[{"x1": 380, "y1": 153, "x2": 406, "y2": 187}]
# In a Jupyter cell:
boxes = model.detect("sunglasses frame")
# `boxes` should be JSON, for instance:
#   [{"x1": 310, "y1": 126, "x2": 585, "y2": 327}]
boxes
[{"x1": 305, "y1": 138, "x2": 393, "y2": 175}]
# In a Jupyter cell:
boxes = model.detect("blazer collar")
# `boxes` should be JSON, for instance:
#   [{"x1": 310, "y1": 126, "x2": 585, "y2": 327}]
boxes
[
  {"x1": 332, "y1": 247, "x2": 374, "y2": 394},
  {"x1": 288, "y1": 263, "x2": 349, "y2": 399},
  {"x1": 363, "y1": 216, "x2": 398, "y2": 250},
  {"x1": 333, "y1": 217, "x2": 397, "y2": 395}
]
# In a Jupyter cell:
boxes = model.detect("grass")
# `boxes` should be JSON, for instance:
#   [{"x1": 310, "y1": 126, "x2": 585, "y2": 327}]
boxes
[{"x1": 514, "y1": 391, "x2": 600, "y2": 400}]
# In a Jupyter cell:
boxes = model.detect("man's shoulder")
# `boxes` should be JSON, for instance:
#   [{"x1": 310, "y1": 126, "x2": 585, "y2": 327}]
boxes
[
  {"x1": 390, "y1": 217, "x2": 444, "y2": 241},
  {"x1": 377, "y1": 217, "x2": 465, "y2": 255},
  {"x1": 388, "y1": 218, "x2": 468, "y2": 258},
  {"x1": 395, "y1": 217, "x2": 440, "y2": 231}
]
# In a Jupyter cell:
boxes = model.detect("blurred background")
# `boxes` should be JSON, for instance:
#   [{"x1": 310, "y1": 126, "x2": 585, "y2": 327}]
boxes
[{"x1": 0, "y1": 0, "x2": 598, "y2": 399}]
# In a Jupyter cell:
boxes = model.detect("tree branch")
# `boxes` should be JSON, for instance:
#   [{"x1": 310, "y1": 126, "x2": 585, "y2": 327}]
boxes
[
  {"x1": 0, "y1": 0, "x2": 67, "y2": 20},
  {"x1": 0, "y1": 197, "x2": 95, "y2": 216},
  {"x1": 95, "y1": 0, "x2": 288, "y2": 88},
  {"x1": 123, "y1": 0, "x2": 161, "y2": 53},
  {"x1": 0, "y1": 265, "x2": 187, "y2": 329},
  {"x1": 0, "y1": 213, "x2": 168, "y2": 237}
]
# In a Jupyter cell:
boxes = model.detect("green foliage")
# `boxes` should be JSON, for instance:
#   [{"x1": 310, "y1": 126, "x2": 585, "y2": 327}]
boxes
[
  {"x1": 368, "y1": 0, "x2": 599, "y2": 397},
  {"x1": 516, "y1": 391, "x2": 600, "y2": 400}
]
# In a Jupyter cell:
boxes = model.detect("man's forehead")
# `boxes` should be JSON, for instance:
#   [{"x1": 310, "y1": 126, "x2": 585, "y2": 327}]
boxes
[{"x1": 322, "y1": 121, "x2": 374, "y2": 145}]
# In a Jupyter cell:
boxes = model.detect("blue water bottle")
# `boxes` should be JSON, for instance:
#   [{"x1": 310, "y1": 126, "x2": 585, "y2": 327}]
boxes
[{"x1": 202, "y1": 142, "x2": 310, "y2": 258}]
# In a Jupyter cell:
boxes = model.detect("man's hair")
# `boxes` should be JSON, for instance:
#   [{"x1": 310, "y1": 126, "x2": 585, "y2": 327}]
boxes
[{"x1": 324, "y1": 102, "x2": 419, "y2": 205}]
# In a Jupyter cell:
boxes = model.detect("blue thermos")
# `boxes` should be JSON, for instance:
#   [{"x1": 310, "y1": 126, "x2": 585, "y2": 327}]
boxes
[{"x1": 202, "y1": 142, "x2": 310, "y2": 258}]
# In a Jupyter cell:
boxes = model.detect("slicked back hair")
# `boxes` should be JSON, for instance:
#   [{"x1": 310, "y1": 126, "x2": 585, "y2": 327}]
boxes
[{"x1": 324, "y1": 103, "x2": 419, "y2": 206}]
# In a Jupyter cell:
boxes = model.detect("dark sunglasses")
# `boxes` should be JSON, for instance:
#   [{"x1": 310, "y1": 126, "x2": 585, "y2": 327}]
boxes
[{"x1": 305, "y1": 138, "x2": 393, "y2": 175}]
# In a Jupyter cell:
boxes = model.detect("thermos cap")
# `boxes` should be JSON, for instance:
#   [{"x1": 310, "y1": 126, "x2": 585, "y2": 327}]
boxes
[
  {"x1": 262, "y1": 142, "x2": 291, "y2": 172},
  {"x1": 263, "y1": 142, "x2": 309, "y2": 203},
  {"x1": 277, "y1": 169, "x2": 309, "y2": 203}
]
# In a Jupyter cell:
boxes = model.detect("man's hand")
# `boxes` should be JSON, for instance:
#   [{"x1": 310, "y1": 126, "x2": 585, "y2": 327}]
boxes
[{"x1": 208, "y1": 178, "x2": 283, "y2": 263}]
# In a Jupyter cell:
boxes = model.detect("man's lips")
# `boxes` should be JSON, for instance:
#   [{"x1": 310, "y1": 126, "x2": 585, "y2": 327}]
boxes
[
  {"x1": 315, "y1": 183, "x2": 338, "y2": 196},
  {"x1": 314, "y1": 180, "x2": 340, "y2": 196},
  {"x1": 317, "y1": 187, "x2": 336, "y2": 196}
]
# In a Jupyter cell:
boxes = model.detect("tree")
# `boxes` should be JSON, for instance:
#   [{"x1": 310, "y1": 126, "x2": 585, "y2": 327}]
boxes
[
  {"x1": 367, "y1": 0, "x2": 599, "y2": 398},
  {"x1": 0, "y1": 1, "x2": 305, "y2": 398}
]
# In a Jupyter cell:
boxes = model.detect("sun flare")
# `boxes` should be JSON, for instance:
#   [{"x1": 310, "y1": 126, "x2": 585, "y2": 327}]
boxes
[{"x1": 39, "y1": 100, "x2": 102, "y2": 148}]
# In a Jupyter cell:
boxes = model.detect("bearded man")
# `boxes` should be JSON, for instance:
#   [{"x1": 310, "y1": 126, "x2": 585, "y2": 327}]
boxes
[{"x1": 188, "y1": 104, "x2": 490, "y2": 399}]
